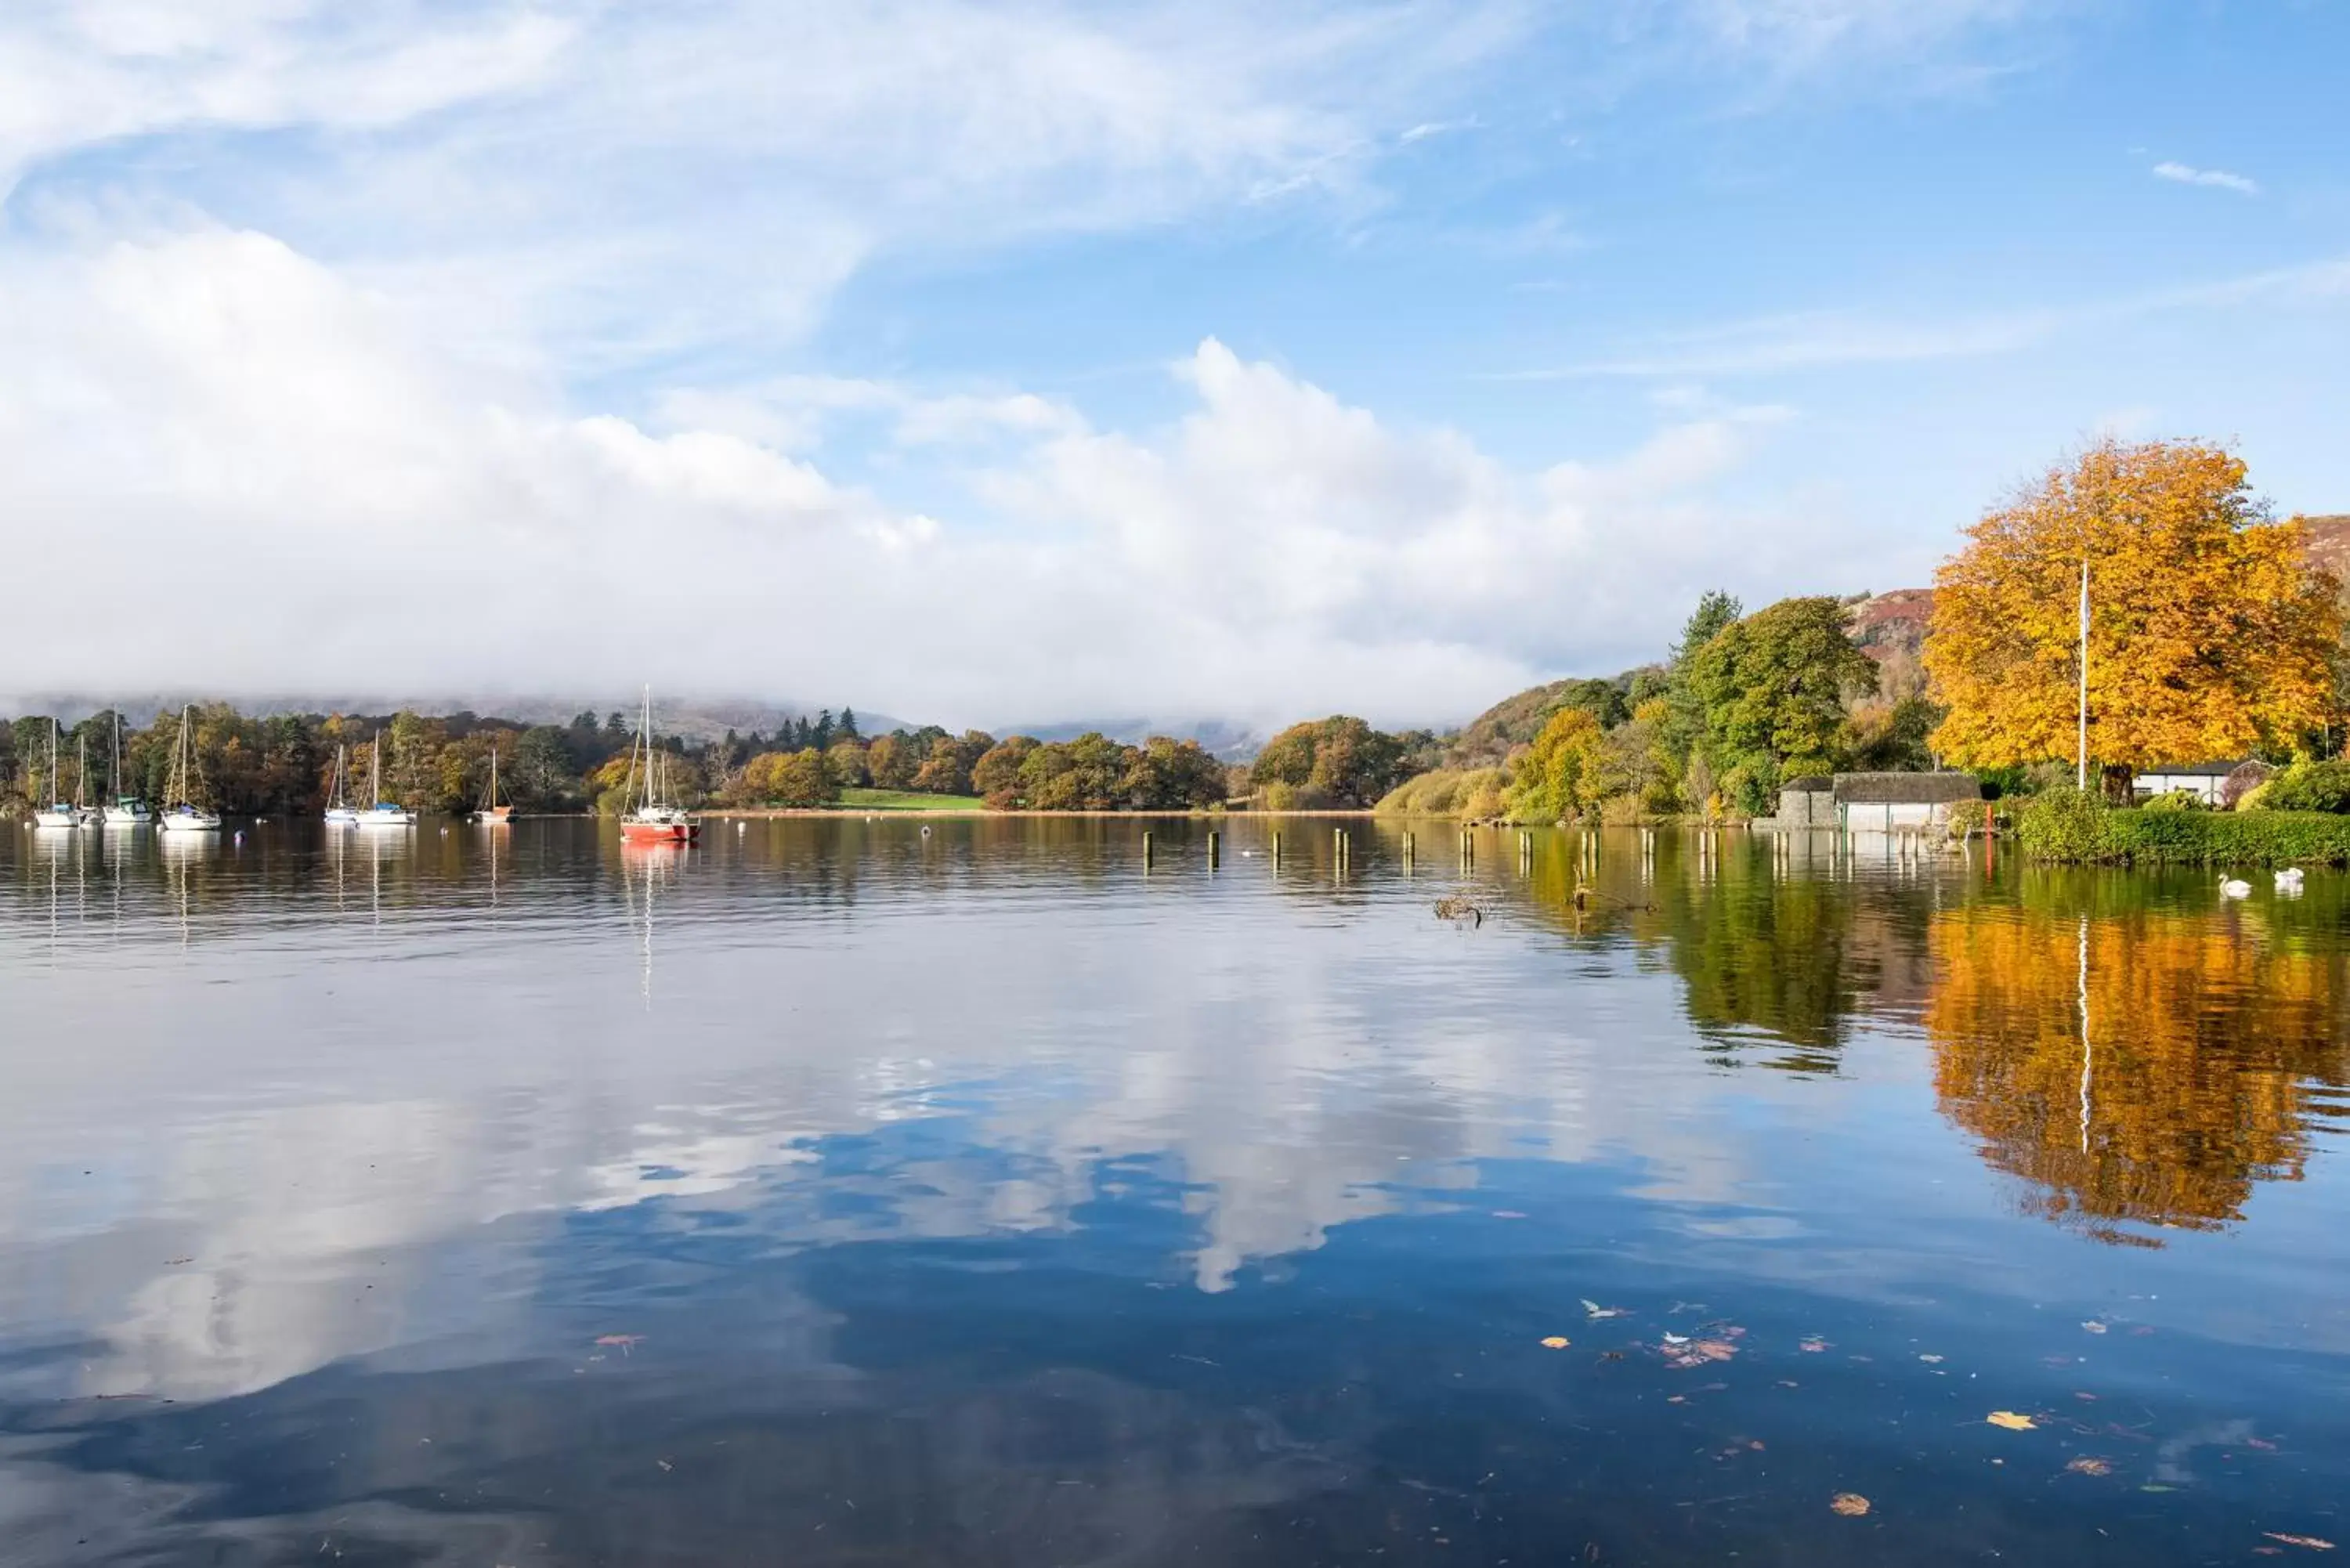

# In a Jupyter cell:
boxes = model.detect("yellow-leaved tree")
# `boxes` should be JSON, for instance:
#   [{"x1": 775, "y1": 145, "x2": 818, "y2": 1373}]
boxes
[{"x1": 1925, "y1": 439, "x2": 2342, "y2": 780}]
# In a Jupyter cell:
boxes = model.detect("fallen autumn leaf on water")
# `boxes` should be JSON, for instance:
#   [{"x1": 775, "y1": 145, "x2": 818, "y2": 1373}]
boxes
[
  {"x1": 1582, "y1": 1299, "x2": 1627, "y2": 1320},
  {"x1": 2082, "y1": 1321, "x2": 2108, "y2": 1335},
  {"x1": 1830, "y1": 1494, "x2": 1871, "y2": 1517},
  {"x1": 1540, "y1": 1336, "x2": 1571, "y2": 1349},
  {"x1": 1799, "y1": 1338, "x2": 1829, "y2": 1353},
  {"x1": 1987, "y1": 1411, "x2": 2037, "y2": 1431},
  {"x1": 2263, "y1": 1536, "x2": 2336, "y2": 1552},
  {"x1": 2066, "y1": 1457, "x2": 2113, "y2": 1476}
]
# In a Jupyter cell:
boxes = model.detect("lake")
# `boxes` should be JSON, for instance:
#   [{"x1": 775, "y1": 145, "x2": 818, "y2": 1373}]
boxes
[{"x1": 2, "y1": 818, "x2": 2345, "y2": 1566}]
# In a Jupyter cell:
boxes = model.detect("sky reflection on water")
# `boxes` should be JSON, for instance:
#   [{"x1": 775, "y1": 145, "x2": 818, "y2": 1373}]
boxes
[{"x1": 2, "y1": 820, "x2": 2345, "y2": 1566}]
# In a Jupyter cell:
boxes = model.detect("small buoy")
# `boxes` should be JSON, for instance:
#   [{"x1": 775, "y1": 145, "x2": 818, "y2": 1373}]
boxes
[
  {"x1": 920, "y1": 824, "x2": 932, "y2": 837},
  {"x1": 738, "y1": 822, "x2": 747, "y2": 833}
]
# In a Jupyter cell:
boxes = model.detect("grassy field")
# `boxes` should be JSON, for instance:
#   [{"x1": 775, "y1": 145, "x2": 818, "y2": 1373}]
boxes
[{"x1": 836, "y1": 787, "x2": 988, "y2": 812}]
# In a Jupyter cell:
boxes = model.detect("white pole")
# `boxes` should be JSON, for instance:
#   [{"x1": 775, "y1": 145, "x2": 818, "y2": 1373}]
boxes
[{"x1": 2077, "y1": 555, "x2": 2090, "y2": 793}]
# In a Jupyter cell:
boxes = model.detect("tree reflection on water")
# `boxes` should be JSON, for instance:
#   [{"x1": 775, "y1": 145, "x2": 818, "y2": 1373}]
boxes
[{"x1": 1925, "y1": 901, "x2": 2348, "y2": 1245}]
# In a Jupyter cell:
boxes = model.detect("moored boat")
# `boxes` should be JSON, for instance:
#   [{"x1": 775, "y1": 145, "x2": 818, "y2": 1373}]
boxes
[
  {"x1": 102, "y1": 713, "x2": 154, "y2": 826},
  {"x1": 157, "y1": 705, "x2": 223, "y2": 833},
  {"x1": 354, "y1": 735, "x2": 417, "y2": 827},
  {"x1": 32, "y1": 721, "x2": 82, "y2": 829},
  {"x1": 619, "y1": 689, "x2": 700, "y2": 844},
  {"x1": 475, "y1": 742, "x2": 513, "y2": 825},
  {"x1": 324, "y1": 744, "x2": 360, "y2": 825}
]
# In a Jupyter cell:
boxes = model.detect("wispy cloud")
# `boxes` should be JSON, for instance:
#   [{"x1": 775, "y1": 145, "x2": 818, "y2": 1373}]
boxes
[
  {"x1": 1494, "y1": 255, "x2": 2350, "y2": 379},
  {"x1": 2153, "y1": 161, "x2": 2260, "y2": 196}
]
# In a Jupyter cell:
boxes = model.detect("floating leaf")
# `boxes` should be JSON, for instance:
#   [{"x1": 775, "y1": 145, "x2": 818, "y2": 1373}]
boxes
[
  {"x1": 1540, "y1": 1336, "x2": 1571, "y2": 1349},
  {"x1": 2066, "y1": 1457, "x2": 2113, "y2": 1476},
  {"x1": 2264, "y1": 1536, "x2": 2336, "y2": 1552},
  {"x1": 1987, "y1": 1411, "x2": 2037, "y2": 1431},
  {"x1": 594, "y1": 1335, "x2": 643, "y2": 1350},
  {"x1": 2081, "y1": 1321, "x2": 2109, "y2": 1335},
  {"x1": 1830, "y1": 1493, "x2": 1871, "y2": 1517},
  {"x1": 1799, "y1": 1338, "x2": 1830, "y2": 1353},
  {"x1": 1582, "y1": 1299, "x2": 1627, "y2": 1320},
  {"x1": 1919, "y1": 1353, "x2": 1944, "y2": 1364}
]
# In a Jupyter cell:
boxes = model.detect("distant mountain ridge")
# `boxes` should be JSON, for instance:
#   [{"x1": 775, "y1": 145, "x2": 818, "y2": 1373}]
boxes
[{"x1": 2, "y1": 692, "x2": 911, "y2": 745}]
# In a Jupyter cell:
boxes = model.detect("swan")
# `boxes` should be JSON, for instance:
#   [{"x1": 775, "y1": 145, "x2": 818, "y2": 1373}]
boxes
[
  {"x1": 2276, "y1": 866, "x2": 2305, "y2": 892},
  {"x1": 2218, "y1": 876, "x2": 2252, "y2": 899}
]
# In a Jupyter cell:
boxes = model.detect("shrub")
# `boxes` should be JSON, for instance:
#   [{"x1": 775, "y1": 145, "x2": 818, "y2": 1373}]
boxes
[
  {"x1": 2260, "y1": 759, "x2": 2350, "y2": 815},
  {"x1": 2139, "y1": 789, "x2": 2204, "y2": 814},
  {"x1": 1375, "y1": 766, "x2": 1510, "y2": 819},
  {"x1": 2019, "y1": 787, "x2": 2350, "y2": 865}
]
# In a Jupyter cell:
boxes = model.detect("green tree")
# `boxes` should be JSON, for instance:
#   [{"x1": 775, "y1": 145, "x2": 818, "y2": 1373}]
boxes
[
  {"x1": 1252, "y1": 716, "x2": 1408, "y2": 807},
  {"x1": 973, "y1": 735, "x2": 1039, "y2": 805},
  {"x1": 1504, "y1": 708, "x2": 1604, "y2": 822},
  {"x1": 1690, "y1": 595, "x2": 1878, "y2": 813},
  {"x1": 1120, "y1": 736, "x2": 1227, "y2": 808},
  {"x1": 1661, "y1": 589, "x2": 1744, "y2": 764}
]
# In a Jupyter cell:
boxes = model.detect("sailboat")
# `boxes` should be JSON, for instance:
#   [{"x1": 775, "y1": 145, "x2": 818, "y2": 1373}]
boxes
[
  {"x1": 355, "y1": 735, "x2": 418, "y2": 828},
  {"x1": 475, "y1": 742, "x2": 513, "y2": 825},
  {"x1": 73, "y1": 734, "x2": 103, "y2": 825},
  {"x1": 32, "y1": 720, "x2": 80, "y2": 829},
  {"x1": 158, "y1": 706, "x2": 223, "y2": 833},
  {"x1": 102, "y1": 712, "x2": 153, "y2": 827},
  {"x1": 620, "y1": 689, "x2": 700, "y2": 844},
  {"x1": 324, "y1": 744, "x2": 360, "y2": 826}
]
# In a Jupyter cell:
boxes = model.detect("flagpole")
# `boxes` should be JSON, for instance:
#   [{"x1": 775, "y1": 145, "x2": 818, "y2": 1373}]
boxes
[{"x1": 2077, "y1": 556, "x2": 2090, "y2": 793}]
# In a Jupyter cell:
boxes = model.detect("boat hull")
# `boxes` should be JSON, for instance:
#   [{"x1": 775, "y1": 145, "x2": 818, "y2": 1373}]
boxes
[
  {"x1": 32, "y1": 809, "x2": 79, "y2": 829},
  {"x1": 159, "y1": 812, "x2": 222, "y2": 833},
  {"x1": 620, "y1": 820, "x2": 700, "y2": 844},
  {"x1": 355, "y1": 811, "x2": 416, "y2": 828}
]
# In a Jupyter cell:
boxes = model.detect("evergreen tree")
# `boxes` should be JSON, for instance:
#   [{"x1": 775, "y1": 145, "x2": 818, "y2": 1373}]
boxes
[{"x1": 839, "y1": 706, "x2": 859, "y2": 740}]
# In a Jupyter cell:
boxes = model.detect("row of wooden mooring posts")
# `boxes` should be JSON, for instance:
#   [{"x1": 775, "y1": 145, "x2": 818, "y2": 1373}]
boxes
[{"x1": 1140, "y1": 825, "x2": 1400, "y2": 877}]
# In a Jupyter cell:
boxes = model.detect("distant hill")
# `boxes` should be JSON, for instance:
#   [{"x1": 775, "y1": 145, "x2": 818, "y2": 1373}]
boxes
[
  {"x1": 2301, "y1": 514, "x2": 2350, "y2": 580},
  {"x1": 1846, "y1": 588, "x2": 1934, "y2": 663},
  {"x1": 1451, "y1": 680, "x2": 1586, "y2": 764},
  {"x1": 1010, "y1": 717, "x2": 1266, "y2": 762}
]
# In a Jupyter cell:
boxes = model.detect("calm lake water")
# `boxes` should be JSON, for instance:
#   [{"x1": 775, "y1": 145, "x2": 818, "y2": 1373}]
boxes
[{"x1": 2, "y1": 818, "x2": 2345, "y2": 1566}]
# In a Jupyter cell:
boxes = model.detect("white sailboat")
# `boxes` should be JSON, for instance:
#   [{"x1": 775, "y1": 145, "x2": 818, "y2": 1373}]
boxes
[
  {"x1": 158, "y1": 706, "x2": 223, "y2": 833},
  {"x1": 355, "y1": 735, "x2": 417, "y2": 828},
  {"x1": 475, "y1": 742, "x2": 512, "y2": 825},
  {"x1": 620, "y1": 688, "x2": 700, "y2": 844},
  {"x1": 102, "y1": 712, "x2": 153, "y2": 827},
  {"x1": 32, "y1": 720, "x2": 79, "y2": 829},
  {"x1": 324, "y1": 744, "x2": 360, "y2": 825}
]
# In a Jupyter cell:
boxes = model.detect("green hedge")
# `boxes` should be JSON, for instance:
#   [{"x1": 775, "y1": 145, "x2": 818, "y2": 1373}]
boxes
[{"x1": 2018, "y1": 789, "x2": 2350, "y2": 865}]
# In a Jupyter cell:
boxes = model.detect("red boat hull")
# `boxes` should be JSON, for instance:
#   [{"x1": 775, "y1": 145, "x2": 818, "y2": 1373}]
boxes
[{"x1": 620, "y1": 821, "x2": 700, "y2": 844}]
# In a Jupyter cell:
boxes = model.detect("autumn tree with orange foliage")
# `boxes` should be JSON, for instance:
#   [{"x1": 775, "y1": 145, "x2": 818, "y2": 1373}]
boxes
[{"x1": 1925, "y1": 439, "x2": 2342, "y2": 784}]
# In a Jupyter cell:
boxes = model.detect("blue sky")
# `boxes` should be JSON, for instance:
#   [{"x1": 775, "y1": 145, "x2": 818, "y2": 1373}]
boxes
[{"x1": 2, "y1": 2, "x2": 2344, "y2": 728}]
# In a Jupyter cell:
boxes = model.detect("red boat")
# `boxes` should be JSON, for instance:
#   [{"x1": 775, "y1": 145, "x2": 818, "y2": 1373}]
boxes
[
  {"x1": 616, "y1": 689, "x2": 701, "y2": 844},
  {"x1": 621, "y1": 807, "x2": 700, "y2": 844}
]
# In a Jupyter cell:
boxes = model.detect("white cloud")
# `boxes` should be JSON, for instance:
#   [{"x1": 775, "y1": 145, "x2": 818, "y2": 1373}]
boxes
[
  {"x1": 0, "y1": 229, "x2": 1873, "y2": 726},
  {"x1": 2153, "y1": 161, "x2": 2260, "y2": 197}
]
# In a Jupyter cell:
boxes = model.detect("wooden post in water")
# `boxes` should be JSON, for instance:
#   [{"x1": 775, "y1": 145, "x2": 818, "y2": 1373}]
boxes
[
  {"x1": 1402, "y1": 829, "x2": 1415, "y2": 875},
  {"x1": 1209, "y1": 829, "x2": 1220, "y2": 870},
  {"x1": 1142, "y1": 829, "x2": 1154, "y2": 872},
  {"x1": 1272, "y1": 829, "x2": 1282, "y2": 869},
  {"x1": 1460, "y1": 827, "x2": 1473, "y2": 871}
]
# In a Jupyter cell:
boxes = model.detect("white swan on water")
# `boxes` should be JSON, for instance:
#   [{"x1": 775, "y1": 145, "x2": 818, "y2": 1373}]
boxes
[
  {"x1": 2218, "y1": 876, "x2": 2251, "y2": 899},
  {"x1": 2275, "y1": 866, "x2": 2305, "y2": 891}
]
